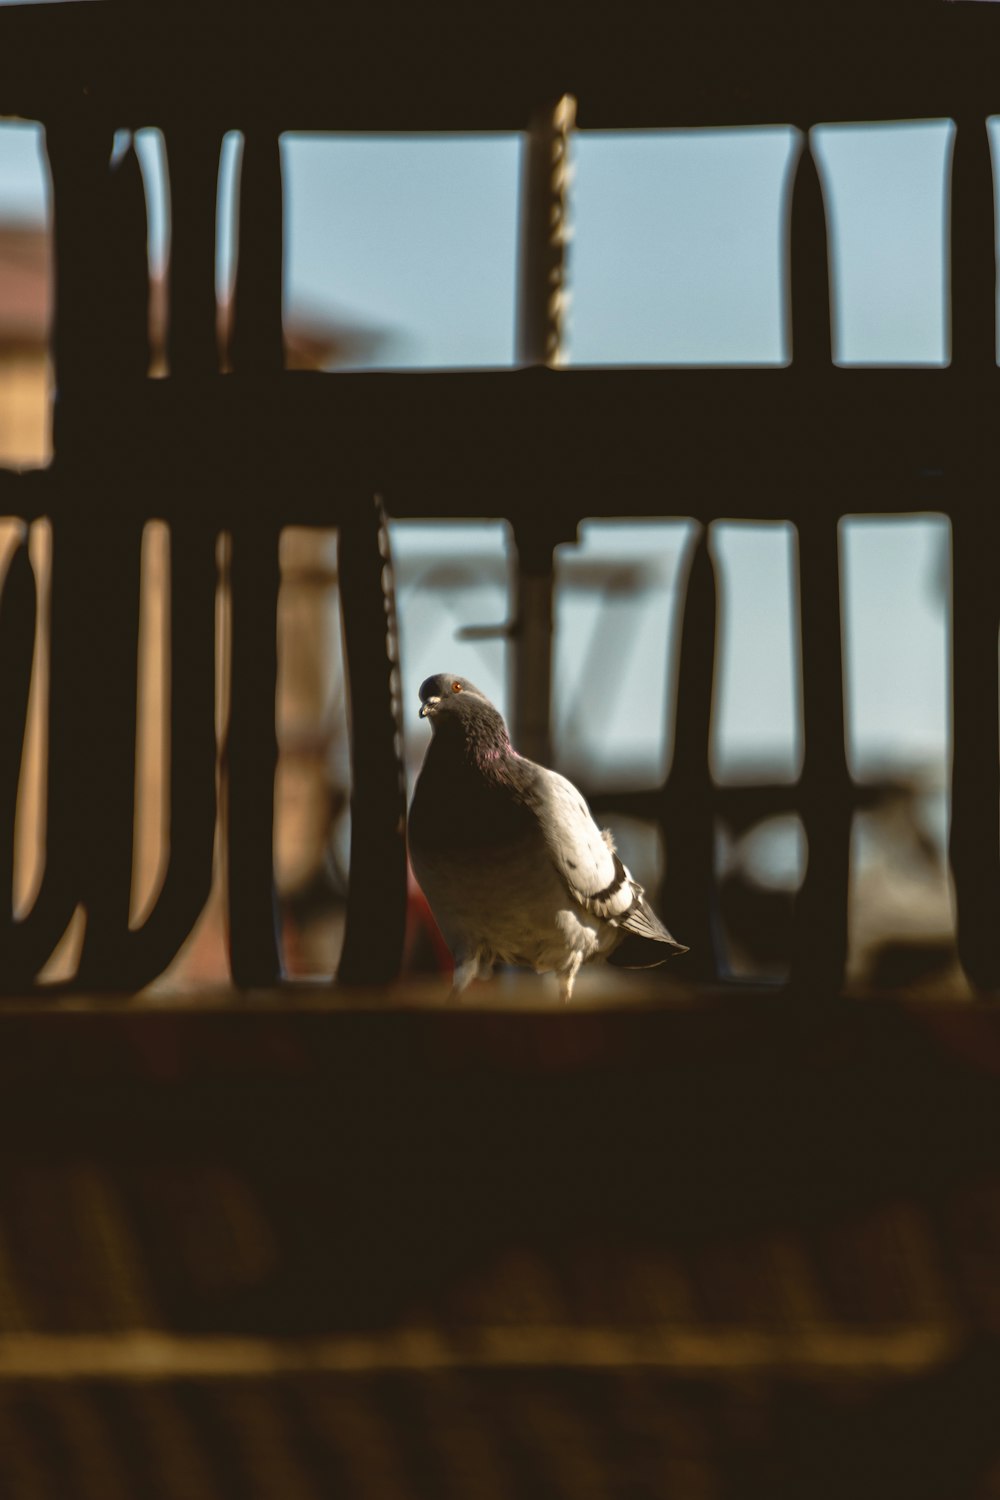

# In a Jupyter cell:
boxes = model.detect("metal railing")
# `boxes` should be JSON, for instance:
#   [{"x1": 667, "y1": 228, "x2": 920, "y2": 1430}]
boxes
[{"x1": 0, "y1": 1, "x2": 996, "y2": 994}]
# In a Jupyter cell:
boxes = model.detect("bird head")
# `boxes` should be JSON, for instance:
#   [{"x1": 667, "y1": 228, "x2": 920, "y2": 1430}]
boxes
[
  {"x1": 418, "y1": 674, "x2": 489, "y2": 724},
  {"x1": 417, "y1": 676, "x2": 515, "y2": 763}
]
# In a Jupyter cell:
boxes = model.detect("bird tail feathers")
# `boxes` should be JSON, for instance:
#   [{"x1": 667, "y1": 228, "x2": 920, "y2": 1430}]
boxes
[
  {"x1": 608, "y1": 894, "x2": 688, "y2": 968},
  {"x1": 607, "y1": 930, "x2": 689, "y2": 969}
]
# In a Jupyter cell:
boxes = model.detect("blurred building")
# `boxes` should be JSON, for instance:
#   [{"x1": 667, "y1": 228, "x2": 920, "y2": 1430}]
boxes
[{"x1": 0, "y1": 223, "x2": 50, "y2": 465}]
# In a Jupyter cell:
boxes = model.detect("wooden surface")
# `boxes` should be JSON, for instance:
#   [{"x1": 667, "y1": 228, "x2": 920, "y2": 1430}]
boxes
[{"x1": 0, "y1": 989, "x2": 996, "y2": 1496}]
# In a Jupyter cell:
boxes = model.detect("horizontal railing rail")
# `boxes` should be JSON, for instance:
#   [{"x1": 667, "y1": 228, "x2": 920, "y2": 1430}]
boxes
[{"x1": 0, "y1": 1, "x2": 997, "y2": 130}]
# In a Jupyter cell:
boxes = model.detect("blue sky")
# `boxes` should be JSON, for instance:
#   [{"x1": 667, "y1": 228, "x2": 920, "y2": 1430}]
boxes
[{"x1": 0, "y1": 116, "x2": 963, "y2": 782}]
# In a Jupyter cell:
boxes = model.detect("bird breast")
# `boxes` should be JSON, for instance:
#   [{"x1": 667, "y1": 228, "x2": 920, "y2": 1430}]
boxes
[{"x1": 410, "y1": 828, "x2": 613, "y2": 971}]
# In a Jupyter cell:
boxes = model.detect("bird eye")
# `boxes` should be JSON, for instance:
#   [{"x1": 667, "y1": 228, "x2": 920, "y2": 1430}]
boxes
[{"x1": 451, "y1": 681, "x2": 463, "y2": 692}]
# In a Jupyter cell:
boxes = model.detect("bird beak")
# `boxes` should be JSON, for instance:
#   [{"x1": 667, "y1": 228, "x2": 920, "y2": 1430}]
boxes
[{"x1": 419, "y1": 696, "x2": 441, "y2": 719}]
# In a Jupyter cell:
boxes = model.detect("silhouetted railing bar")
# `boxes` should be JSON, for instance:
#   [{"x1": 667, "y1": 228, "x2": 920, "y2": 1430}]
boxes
[
  {"x1": 229, "y1": 130, "x2": 284, "y2": 377},
  {"x1": 790, "y1": 515, "x2": 851, "y2": 990},
  {"x1": 785, "y1": 133, "x2": 850, "y2": 992},
  {"x1": 2, "y1": 4, "x2": 999, "y2": 133},
  {"x1": 0, "y1": 542, "x2": 36, "y2": 929},
  {"x1": 949, "y1": 118, "x2": 996, "y2": 375},
  {"x1": 37, "y1": 119, "x2": 132, "y2": 986},
  {"x1": 949, "y1": 118, "x2": 1000, "y2": 991},
  {"x1": 73, "y1": 525, "x2": 144, "y2": 986},
  {"x1": 591, "y1": 777, "x2": 894, "y2": 834},
  {"x1": 118, "y1": 523, "x2": 218, "y2": 985},
  {"x1": 75, "y1": 142, "x2": 151, "y2": 984},
  {"x1": 0, "y1": 504, "x2": 41, "y2": 972},
  {"x1": 3, "y1": 369, "x2": 963, "y2": 522},
  {"x1": 7, "y1": 520, "x2": 89, "y2": 986},
  {"x1": 164, "y1": 129, "x2": 224, "y2": 378},
  {"x1": 105, "y1": 140, "x2": 151, "y2": 381},
  {"x1": 226, "y1": 132, "x2": 284, "y2": 985},
  {"x1": 788, "y1": 133, "x2": 832, "y2": 372},
  {"x1": 662, "y1": 528, "x2": 723, "y2": 978},
  {"x1": 511, "y1": 98, "x2": 575, "y2": 764},
  {"x1": 337, "y1": 497, "x2": 408, "y2": 985},
  {"x1": 511, "y1": 527, "x2": 557, "y2": 768},
  {"x1": 226, "y1": 526, "x2": 282, "y2": 985},
  {"x1": 4, "y1": 517, "x2": 66, "y2": 984},
  {"x1": 949, "y1": 509, "x2": 1000, "y2": 990},
  {"x1": 47, "y1": 116, "x2": 115, "y2": 407},
  {"x1": 517, "y1": 97, "x2": 573, "y2": 369}
]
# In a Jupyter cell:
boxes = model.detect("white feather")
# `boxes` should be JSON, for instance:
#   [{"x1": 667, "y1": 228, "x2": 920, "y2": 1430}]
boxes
[{"x1": 532, "y1": 769, "x2": 634, "y2": 919}]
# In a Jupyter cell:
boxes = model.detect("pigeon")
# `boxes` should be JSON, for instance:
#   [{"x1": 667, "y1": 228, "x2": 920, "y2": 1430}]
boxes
[{"x1": 407, "y1": 673, "x2": 688, "y2": 1001}]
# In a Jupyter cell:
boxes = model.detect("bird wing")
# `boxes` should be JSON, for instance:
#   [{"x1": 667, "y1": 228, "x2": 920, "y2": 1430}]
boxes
[
  {"x1": 529, "y1": 769, "x2": 637, "y2": 923},
  {"x1": 529, "y1": 767, "x2": 686, "y2": 952}
]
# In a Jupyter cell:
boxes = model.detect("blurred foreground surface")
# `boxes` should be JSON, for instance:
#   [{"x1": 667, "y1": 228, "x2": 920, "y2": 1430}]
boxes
[{"x1": 0, "y1": 987, "x2": 997, "y2": 1498}]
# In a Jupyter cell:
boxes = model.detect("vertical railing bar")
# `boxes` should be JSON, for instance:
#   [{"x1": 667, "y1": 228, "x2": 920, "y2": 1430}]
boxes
[
  {"x1": 511, "y1": 95, "x2": 576, "y2": 766},
  {"x1": 226, "y1": 128, "x2": 283, "y2": 985},
  {"x1": 948, "y1": 114, "x2": 1000, "y2": 991},
  {"x1": 75, "y1": 137, "x2": 149, "y2": 986},
  {"x1": 13, "y1": 113, "x2": 123, "y2": 986},
  {"x1": 661, "y1": 526, "x2": 723, "y2": 978},
  {"x1": 950, "y1": 506, "x2": 1000, "y2": 990},
  {"x1": 337, "y1": 497, "x2": 408, "y2": 985},
  {"x1": 787, "y1": 130, "x2": 851, "y2": 995},
  {"x1": 517, "y1": 95, "x2": 574, "y2": 368},
  {"x1": 0, "y1": 516, "x2": 68, "y2": 996},
  {"x1": 6, "y1": 520, "x2": 86, "y2": 984},
  {"x1": 227, "y1": 524, "x2": 282, "y2": 985},
  {"x1": 120, "y1": 522, "x2": 219, "y2": 984},
  {"x1": 0, "y1": 542, "x2": 36, "y2": 939},
  {"x1": 229, "y1": 129, "x2": 284, "y2": 376},
  {"x1": 48, "y1": 116, "x2": 115, "y2": 406},
  {"x1": 104, "y1": 137, "x2": 152, "y2": 381},
  {"x1": 164, "y1": 128, "x2": 225, "y2": 379},
  {"x1": 72, "y1": 531, "x2": 144, "y2": 985},
  {"x1": 790, "y1": 514, "x2": 851, "y2": 991},
  {"x1": 950, "y1": 116, "x2": 996, "y2": 375},
  {"x1": 784, "y1": 131, "x2": 833, "y2": 373}
]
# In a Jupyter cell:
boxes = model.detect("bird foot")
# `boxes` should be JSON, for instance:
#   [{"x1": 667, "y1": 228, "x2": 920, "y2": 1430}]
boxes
[
  {"x1": 558, "y1": 981, "x2": 574, "y2": 1004},
  {"x1": 557, "y1": 958, "x2": 582, "y2": 1004},
  {"x1": 450, "y1": 951, "x2": 492, "y2": 1000}
]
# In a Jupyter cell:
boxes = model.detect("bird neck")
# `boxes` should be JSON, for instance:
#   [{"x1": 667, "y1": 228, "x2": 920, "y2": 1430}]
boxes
[{"x1": 432, "y1": 715, "x2": 519, "y2": 781}]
